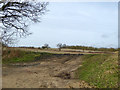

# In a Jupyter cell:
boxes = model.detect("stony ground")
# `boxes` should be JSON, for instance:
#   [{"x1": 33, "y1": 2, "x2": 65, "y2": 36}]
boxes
[{"x1": 2, "y1": 54, "x2": 94, "y2": 88}]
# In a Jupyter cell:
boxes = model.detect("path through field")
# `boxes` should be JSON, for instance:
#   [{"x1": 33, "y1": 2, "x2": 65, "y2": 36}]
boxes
[{"x1": 2, "y1": 54, "x2": 93, "y2": 88}]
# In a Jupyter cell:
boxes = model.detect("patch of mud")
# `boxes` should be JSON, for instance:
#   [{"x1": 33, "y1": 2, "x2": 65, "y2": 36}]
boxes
[
  {"x1": 2, "y1": 54, "x2": 94, "y2": 88},
  {"x1": 54, "y1": 72, "x2": 71, "y2": 79}
]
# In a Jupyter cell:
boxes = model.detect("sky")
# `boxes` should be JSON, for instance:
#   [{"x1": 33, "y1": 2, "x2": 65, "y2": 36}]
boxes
[{"x1": 17, "y1": 2, "x2": 118, "y2": 48}]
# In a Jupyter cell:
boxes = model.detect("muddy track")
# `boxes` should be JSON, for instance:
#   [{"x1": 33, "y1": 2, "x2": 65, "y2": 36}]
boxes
[{"x1": 2, "y1": 54, "x2": 93, "y2": 88}]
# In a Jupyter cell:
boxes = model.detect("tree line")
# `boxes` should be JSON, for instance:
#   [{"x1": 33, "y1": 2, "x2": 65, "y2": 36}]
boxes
[
  {"x1": 62, "y1": 45, "x2": 118, "y2": 52},
  {"x1": 14, "y1": 43, "x2": 119, "y2": 52}
]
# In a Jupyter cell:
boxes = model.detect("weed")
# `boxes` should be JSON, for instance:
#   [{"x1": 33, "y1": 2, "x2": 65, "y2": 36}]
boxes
[{"x1": 76, "y1": 53, "x2": 118, "y2": 88}]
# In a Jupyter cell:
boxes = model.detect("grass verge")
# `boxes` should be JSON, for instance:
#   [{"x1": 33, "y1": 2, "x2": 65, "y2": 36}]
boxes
[
  {"x1": 75, "y1": 53, "x2": 118, "y2": 88},
  {"x1": 2, "y1": 49, "x2": 52, "y2": 64}
]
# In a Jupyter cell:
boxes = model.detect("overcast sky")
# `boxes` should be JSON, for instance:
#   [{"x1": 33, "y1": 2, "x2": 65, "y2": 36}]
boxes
[{"x1": 17, "y1": 2, "x2": 118, "y2": 48}]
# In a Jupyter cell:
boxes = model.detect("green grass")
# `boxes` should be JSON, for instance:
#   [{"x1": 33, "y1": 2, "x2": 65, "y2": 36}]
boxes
[
  {"x1": 76, "y1": 53, "x2": 118, "y2": 88},
  {"x1": 2, "y1": 49, "x2": 52, "y2": 64}
]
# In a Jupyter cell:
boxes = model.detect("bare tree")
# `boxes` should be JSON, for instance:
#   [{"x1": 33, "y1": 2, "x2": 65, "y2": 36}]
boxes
[
  {"x1": 57, "y1": 43, "x2": 62, "y2": 51},
  {"x1": 0, "y1": 0, "x2": 48, "y2": 45},
  {"x1": 62, "y1": 44, "x2": 67, "y2": 48},
  {"x1": 42, "y1": 43, "x2": 49, "y2": 49}
]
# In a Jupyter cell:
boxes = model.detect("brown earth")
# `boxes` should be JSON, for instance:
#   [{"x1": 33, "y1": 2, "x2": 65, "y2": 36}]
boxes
[
  {"x1": 8, "y1": 47, "x2": 113, "y2": 54},
  {"x1": 2, "y1": 54, "x2": 94, "y2": 88}
]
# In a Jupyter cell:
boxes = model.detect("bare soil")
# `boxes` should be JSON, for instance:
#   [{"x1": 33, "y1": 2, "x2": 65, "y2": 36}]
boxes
[{"x1": 2, "y1": 54, "x2": 93, "y2": 88}]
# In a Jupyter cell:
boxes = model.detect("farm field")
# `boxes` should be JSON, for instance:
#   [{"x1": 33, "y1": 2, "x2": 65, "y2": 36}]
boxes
[
  {"x1": 2, "y1": 47, "x2": 118, "y2": 88},
  {"x1": 0, "y1": 1, "x2": 118, "y2": 89}
]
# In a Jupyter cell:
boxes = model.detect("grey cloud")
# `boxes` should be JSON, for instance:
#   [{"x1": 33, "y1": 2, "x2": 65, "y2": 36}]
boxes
[{"x1": 101, "y1": 34, "x2": 109, "y2": 38}]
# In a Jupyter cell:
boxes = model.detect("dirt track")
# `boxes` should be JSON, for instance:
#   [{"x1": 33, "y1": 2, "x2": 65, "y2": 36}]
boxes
[{"x1": 2, "y1": 54, "x2": 93, "y2": 88}]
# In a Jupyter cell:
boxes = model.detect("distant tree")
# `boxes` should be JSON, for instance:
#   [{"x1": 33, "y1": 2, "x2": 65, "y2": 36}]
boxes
[
  {"x1": 38, "y1": 47, "x2": 41, "y2": 49},
  {"x1": 57, "y1": 43, "x2": 62, "y2": 51},
  {"x1": 42, "y1": 44, "x2": 49, "y2": 49},
  {"x1": 62, "y1": 44, "x2": 67, "y2": 48},
  {"x1": 42, "y1": 46, "x2": 45, "y2": 49},
  {"x1": 44, "y1": 44, "x2": 50, "y2": 49}
]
